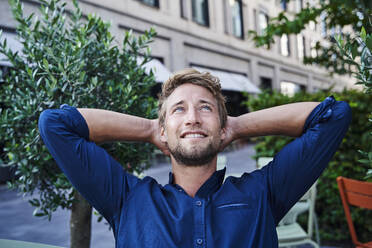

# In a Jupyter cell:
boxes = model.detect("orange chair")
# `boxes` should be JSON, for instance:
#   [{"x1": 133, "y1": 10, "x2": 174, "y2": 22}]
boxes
[{"x1": 337, "y1": 176, "x2": 372, "y2": 248}]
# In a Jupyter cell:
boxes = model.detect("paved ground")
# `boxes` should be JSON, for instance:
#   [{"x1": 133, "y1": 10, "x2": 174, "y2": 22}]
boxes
[{"x1": 0, "y1": 143, "x2": 339, "y2": 247}]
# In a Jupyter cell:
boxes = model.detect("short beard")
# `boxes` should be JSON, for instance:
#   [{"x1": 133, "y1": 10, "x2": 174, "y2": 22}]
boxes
[{"x1": 167, "y1": 142, "x2": 219, "y2": 167}]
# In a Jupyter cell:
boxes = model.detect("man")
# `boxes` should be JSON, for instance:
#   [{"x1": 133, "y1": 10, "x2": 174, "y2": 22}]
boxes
[{"x1": 39, "y1": 68, "x2": 351, "y2": 247}]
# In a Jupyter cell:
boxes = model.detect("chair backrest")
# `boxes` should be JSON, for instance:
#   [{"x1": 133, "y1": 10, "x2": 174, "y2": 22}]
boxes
[
  {"x1": 306, "y1": 181, "x2": 317, "y2": 238},
  {"x1": 336, "y1": 176, "x2": 372, "y2": 246},
  {"x1": 259, "y1": 156, "x2": 317, "y2": 237},
  {"x1": 277, "y1": 180, "x2": 317, "y2": 237},
  {"x1": 257, "y1": 157, "x2": 273, "y2": 169}
]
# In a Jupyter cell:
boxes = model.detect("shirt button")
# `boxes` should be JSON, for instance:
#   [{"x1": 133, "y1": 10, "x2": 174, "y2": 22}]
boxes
[
  {"x1": 195, "y1": 200, "x2": 202, "y2": 206},
  {"x1": 196, "y1": 239, "x2": 203, "y2": 245}
]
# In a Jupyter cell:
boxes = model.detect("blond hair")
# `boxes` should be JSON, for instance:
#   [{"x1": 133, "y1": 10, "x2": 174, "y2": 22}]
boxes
[{"x1": 158, "y1": 68, "x2": 227, "y2": 128}]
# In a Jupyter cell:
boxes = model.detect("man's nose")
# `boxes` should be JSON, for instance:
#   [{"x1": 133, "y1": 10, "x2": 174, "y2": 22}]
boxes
[{"x1": 185, "y1": 108, "x2": 201, "y2": 126}]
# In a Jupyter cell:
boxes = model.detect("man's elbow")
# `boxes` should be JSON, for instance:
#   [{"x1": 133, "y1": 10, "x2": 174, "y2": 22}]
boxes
[
  {"x1": 38, "y1": 109, "x2": 59, "y2": 138},
  {"x1": 336, "y1": 101, "x2": 352, "y2": 126}
]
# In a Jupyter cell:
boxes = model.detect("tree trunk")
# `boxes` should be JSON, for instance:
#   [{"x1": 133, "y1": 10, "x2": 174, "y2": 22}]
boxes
[{"x1": 70, "y1": 190, "x2": 92, "y2": 248}]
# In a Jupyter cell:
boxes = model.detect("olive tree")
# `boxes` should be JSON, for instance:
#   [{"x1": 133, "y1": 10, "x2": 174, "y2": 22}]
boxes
[
  {"x1": 334, "y1": 27, "x2": 372, "y2": 179},
  {"x1": 0, "y1": 0, "x2": 157, "y2": 247}
]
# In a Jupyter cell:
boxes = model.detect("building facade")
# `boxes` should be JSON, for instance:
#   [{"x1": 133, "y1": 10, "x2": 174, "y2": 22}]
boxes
[{"x1": 0, "y1": 0, "x2": 354, "y2": 101}]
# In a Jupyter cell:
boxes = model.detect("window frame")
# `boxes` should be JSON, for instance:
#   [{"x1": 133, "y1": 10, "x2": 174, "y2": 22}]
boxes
[
  {"x1": 258, "y1": 10, "x2": 269, "y2": 36},
  {"x1": 280, "y1": 34, "x2": 291, "y2": 57},
  {"x1": 297, "y1": 34, "x2": 306, "y2": 59},
  {"x1": 229, "y1": 0, "x2": 244, "y2": 39},
  {"x1": 180, "y1": 0, "x2": 188, "y2": 19},
  {"x1": 280, "y1": 0, "x2": 287, "y2": 11},
  {"x1": 191, "y1": 0, "x2": 210, "y2": 27},
  {"x1": 137, "y1": 0, "x2": 159, "y2": 8},
  {"x1": 280, "y1": 81, "x2": 304, "y2": 97}
]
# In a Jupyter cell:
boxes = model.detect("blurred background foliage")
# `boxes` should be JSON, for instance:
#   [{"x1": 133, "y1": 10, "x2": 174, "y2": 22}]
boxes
[{"x1": 249, "y1": 0, "x2": 372, "y2": 76}]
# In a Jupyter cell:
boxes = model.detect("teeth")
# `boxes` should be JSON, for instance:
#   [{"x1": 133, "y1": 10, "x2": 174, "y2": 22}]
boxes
[{"x1": 184, "y1": 133, "x2": 204, "y2": 138}]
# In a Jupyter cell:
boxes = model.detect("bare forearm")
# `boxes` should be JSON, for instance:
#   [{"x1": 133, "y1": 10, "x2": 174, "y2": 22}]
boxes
[
  {"x1": 233, "y1": 102, "x2": 319, "y2": 138},
  {"x1": 77, "y1": 108, "x2": 154, "y2": 143}
]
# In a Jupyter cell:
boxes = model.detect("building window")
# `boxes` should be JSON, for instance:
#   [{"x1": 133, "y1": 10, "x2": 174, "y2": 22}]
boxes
[
  {"x1": 180, "y1": 0, "x2": 187, "y2": 19},
  {"x1": 280, "y1": 34, "x2": 290, "y2": 57},
  {"x1": 260, "y1": 77, "x2": 272, "y2": 90},
  {"x1": 258, "y1": 11, "x2": 269, "y2": 35},
  {"x1": 192, "y1": 0, "x2": 209, "y2": 26},
  {"x1": 297, "y1": 34, "x2": 306, "y2": 59},
  {"x1": 296, "y1": 0, "x2": 303, "y2": 12},
  {"x1": 310, "y1": 40, "x2": 317, "y2": 58},
  {"x1": 230, "y1": 0, "x2": 244, "y2": 38},
  {"x1": 280, "y1": 81, "x2": 303, "y2": 97},
  {"x1": 309, "y1": 20, "x2": 316, "y2": 31},
  {"x1": 280, "y1": 0, "x2": 287, "y2": 11},
  {"x1": 320, "y1": 12, "x2": 327, "y2": 37},
  {"x1": 138, "y1": 0, "x2": 159, "y2": 8}
]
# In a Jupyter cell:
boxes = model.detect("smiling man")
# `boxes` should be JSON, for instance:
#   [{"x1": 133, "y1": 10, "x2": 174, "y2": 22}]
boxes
[{"x1": 39, "y1": 68, "x2": 351, "y2": 247}]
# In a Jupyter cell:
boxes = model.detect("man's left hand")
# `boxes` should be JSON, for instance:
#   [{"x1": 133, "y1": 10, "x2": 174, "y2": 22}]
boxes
[{"x1": 219, "y1": 116, "x2": 238, "y2": 152}]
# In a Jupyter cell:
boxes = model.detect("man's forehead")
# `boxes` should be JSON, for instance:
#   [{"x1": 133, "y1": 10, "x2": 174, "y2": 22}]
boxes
[
  {"x1": 166, "y1": 88, "x2": 217, "y2": 110},
  {"x1": 166, "y1": 83, "x2": 216, "y2": 103}
]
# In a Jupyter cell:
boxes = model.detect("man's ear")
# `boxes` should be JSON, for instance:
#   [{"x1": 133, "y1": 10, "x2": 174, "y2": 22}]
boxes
[
  {"x1": 220, "y1": 127, "x2": 226, "y2": 140},
  {"x1": 160, "y1": 126, "x2": 167, "y2": 142}
]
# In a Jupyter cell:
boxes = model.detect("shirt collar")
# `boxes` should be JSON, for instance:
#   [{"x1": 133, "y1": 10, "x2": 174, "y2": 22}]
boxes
[{"x1": 168, "y1": 167, "x2": 226, "y2": 198}]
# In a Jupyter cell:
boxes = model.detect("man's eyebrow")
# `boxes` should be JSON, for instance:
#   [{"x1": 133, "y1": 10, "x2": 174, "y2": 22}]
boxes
[
  {"x1": 170, "y1": 100, "x2": 184, "y2": 110},
  {"x1": 200, "y1": 99, "x2": 215, "y2": 106}
]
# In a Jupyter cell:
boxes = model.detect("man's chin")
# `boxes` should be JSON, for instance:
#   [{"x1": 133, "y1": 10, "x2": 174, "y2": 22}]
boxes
[{"x1": 169, "y1": 144, "x2": 219, "y2": 167}]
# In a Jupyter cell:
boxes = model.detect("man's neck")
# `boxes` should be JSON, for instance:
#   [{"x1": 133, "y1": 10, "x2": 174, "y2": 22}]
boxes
[{"x1": 171, "y1": 157, "x2": 217, "y2": 198}]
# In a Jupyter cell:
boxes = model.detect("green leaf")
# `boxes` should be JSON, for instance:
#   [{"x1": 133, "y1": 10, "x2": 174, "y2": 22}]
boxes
[
  {"x1": 358, "y1": 159, "x2": 371, "y2": 164},
  {"x1": 366, "y1": 36, "x2": 372, "y2": 51},
  {"x1": 360, "y1": 27, "x2": 366, "y2": 41},
  {"x1": 43, "y1": 58, "x2": 49, "y2": 71}
]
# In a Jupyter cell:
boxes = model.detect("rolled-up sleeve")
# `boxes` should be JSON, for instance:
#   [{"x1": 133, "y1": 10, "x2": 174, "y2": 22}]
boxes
[
  {"x1": 38, "y1": 105, "x2": 140, "y2": 225},
  {"x1": 264, "y1": 96, "x2": 352, "y2": 224}
]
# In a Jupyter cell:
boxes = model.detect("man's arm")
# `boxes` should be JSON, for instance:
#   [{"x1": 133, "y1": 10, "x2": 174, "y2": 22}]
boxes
[
  {"x1": 223, "y1": 97, "x2": 351, "y2": 225},
  {"x1": 77, "y1": 108, "x2": 153, "y2": 143},
  {"x1": 221, "y1": 102, "x2": 319, "y2": 150},
  {"x1": 77, "y1": 109, "x2": 169, "y2": 154},
  {"x1": 38, "y1": 106, "x2": 150, "y2": 225},
  {"x1": 234, "y1": 102, "x2": 319, "y2": 137}
]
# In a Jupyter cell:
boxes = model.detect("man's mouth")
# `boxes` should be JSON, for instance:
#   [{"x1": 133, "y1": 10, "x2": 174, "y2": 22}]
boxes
[{"x1": 181, "y1": 131, "x2": 207, "y2": 139}]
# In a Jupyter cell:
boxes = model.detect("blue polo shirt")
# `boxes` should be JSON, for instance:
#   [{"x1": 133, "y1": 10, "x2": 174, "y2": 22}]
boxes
[{"x1": 38, "y1": 97, "x2": 351, "y2": 247}]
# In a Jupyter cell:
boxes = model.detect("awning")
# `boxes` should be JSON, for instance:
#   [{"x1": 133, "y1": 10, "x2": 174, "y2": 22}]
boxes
[
  {"x1": 193, "y1": 66, "x2": 261, "y2": 94},
  {"x1": 137, "y1": 57, "x2": 171, "y2": 82}
]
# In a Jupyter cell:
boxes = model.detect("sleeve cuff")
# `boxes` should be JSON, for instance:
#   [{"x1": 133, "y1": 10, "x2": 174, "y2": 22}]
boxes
[
  {"x1": 303, "y1": 96, "x2": 336, "y2": 132},
  {"x1": 60, "y1": 104, "x2": 90, "y2": 140}
]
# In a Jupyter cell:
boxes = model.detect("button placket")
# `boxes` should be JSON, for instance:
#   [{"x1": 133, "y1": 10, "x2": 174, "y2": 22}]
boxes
[{"x1": 193, "y1": 199, "x2": 206, "y2": 247}]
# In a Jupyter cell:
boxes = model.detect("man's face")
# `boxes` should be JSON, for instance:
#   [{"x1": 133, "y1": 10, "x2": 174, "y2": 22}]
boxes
[{"x1": 160, "y1": 83, "x2": 226, "y2": 166}]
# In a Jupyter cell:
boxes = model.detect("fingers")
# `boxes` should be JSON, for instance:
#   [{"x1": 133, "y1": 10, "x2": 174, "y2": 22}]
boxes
[{"x1": 162, "y1": 149, "x2": 170, "y2": 156}]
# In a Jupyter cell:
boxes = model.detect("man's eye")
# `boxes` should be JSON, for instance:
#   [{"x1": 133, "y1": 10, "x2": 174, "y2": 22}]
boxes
[
  {"x1": 173, "y1": 107, "x2": 184, "y2": 113},
  {"x1": 201, "y1": 105, "x2": 212, "y2": 111}
]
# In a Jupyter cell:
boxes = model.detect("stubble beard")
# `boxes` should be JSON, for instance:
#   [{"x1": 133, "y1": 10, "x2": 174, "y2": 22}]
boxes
[{"x1": 167, "y1": 139, "x2": 220, "y2": 167}]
